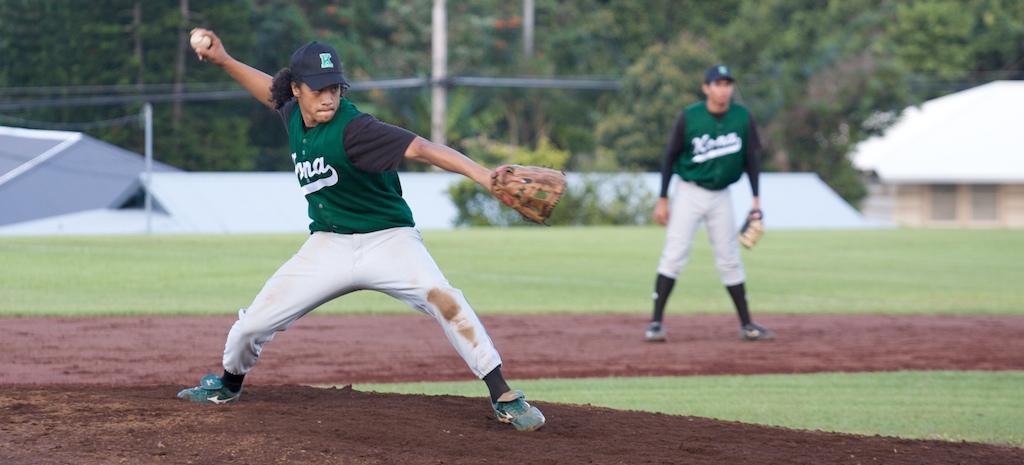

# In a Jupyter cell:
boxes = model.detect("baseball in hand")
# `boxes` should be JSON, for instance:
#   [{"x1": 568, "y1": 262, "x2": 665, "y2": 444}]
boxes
[{"x1": 190, "y1": 32, "x2": 212, "y2": 51}]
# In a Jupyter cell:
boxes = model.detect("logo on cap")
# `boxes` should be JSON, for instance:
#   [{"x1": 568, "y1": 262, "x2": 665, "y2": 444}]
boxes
[
  {"x1": 320, "y1": 53, "x2": 334, "y2": 69},
  {"x1": 718, "y1": 66, "x2": 729, "y2": 75}
]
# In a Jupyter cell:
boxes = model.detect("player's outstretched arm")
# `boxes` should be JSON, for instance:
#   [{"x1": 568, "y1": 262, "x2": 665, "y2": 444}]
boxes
[
  {"x1": 404, "y1": 136, "x2": 493, "y2": 187},
  {"x1": 190, "y1": 28, "x2": 274, "y2": 109}
]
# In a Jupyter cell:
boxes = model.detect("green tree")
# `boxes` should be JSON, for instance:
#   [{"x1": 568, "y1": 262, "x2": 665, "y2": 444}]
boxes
[
  {"x1": 883, "y1": 0, "x2": 1024, "y2": 96},
  {"x1": 712, "y1": 0, "x2": 915, "y2": 207},
  {"x1": 4, "y1": 0, "x2": 1024, "y2": 191},
  {"x1": 594, "y1": 33, "x2": 718, "y2": 172},
  {"x1": 0, "y1": 0, "x2": 260, "y2": 170},
  {"x1": 887, "y1": 1, "x2": 977, "y2": 80},
  {"x1": 0, "y1": 0, "x2": 152, "y2": 149}
]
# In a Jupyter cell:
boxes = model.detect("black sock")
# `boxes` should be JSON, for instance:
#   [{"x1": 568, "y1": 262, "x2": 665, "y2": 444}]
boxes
[
  {"x1": 221, "y1": 371, "x2": 245, "y2": 393},
  {"x1": 483, "y1": 365, "x2": 511, "y2": 403},
  {"x1": 727, "y1": 283, "x2": 752, "y2": 326},
  {"x1": 651, "y1": 274, "x2": 676, "y2": 323}
]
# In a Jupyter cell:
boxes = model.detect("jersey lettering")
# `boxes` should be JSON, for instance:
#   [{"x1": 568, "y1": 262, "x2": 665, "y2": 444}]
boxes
[
  {"x1": 691, "y1": 133, "x2": 742, "y2": 163},
  {"x1": 295, "y1": 156, "x2": 340, "y2": 194}
]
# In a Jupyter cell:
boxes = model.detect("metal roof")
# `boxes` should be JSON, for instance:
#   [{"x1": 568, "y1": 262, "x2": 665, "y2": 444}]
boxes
[
  {"x1": 852, "y1": 81, "x2": 1024, "y2": 184},
  {"x1": 0, "y1": 126, "x2": 180, "y2": 227}
]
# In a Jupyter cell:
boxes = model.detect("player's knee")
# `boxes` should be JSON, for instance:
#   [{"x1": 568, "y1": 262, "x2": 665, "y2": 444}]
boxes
[
  {"x1": 719, "y1": 269, "x2": 746, "y2": 285},
  {"x1": 230, "y1": 317, "x2": 277, "y2": 343}
]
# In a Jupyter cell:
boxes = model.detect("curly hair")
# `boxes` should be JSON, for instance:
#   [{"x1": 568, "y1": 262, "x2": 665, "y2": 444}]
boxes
[
  {"x1": 270, "y1": 68, "x2": 296, "y2": 110},
  {"x1": 269, "y1": 68, "x2": 351, "y2": 110}
]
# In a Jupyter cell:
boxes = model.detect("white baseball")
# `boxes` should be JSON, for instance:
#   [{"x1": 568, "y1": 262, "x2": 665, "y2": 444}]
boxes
[{"x1": 190, "y1": 32, "x2": 212, "y2": 51}]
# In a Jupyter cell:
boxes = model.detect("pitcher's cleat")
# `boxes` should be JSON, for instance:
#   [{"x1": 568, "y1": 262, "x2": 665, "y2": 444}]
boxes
[
  {"x1": 177, "y1": 374, "x2": 241, "y2": 404},
  {"x1": 492, "y1": 390, "x2": 545, "y2": 431}
]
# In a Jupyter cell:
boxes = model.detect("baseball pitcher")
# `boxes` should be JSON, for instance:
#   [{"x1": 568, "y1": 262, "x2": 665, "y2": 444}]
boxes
[{"x1": 175, "y1": 29, "x2": 547, "y2": 432}]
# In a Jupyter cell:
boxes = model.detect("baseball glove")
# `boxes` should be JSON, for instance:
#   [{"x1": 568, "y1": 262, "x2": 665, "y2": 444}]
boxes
[
  {"x1": 738, "y1": 210, "x2": 764, "y2": 249},
  {"x1": 490, "y1": 164, "x2": 567, "y2": 224}
]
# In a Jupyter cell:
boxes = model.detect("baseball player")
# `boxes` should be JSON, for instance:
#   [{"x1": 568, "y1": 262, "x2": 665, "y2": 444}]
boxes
[
  {"x1": 644, "y1": 64, "x2": 775, "y2": 343},
  {"x1": 176, "y1": 29, "x2": 544, "y2": 432}
]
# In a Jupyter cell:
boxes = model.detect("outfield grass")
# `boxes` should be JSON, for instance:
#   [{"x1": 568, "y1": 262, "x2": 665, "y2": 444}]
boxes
[
  {"x1": 1, "y1": 227, "x2": 1021, "y2": 316},
  {"x1": 354, "y1": 370, "x2": 1024, "y2": 446},
  {"x1": 2, "y1": 228, "x2": 1022, "y2": 446}
]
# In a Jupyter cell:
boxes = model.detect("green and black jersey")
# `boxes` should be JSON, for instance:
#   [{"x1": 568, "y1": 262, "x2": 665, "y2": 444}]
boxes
[
  {"x1": 658, "y1": 101, "x2": 761, "y2": 197},
  {"x1": 279, "y1": 98, "x2": 418, "y2": 234}
]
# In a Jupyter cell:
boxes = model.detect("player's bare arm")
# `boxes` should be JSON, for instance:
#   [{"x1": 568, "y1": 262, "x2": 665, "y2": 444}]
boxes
[
  {"x1": 404, "y1": 136, "x2": 493, "y2": 187},
  {"x1": 653, "y1": 197, "x2": 670, "y2": 225},
  {"x1": 190, "y1": 28, "x2": 274, "y2": 108}
]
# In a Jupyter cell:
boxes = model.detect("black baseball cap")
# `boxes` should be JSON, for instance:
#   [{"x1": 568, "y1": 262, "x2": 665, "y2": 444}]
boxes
[
  {"x1": 290, "y1": 42, "x2": 348, "y2": 90},
  {"x1": 704, "y1": 64, "x2": 734, "y2": 84}
]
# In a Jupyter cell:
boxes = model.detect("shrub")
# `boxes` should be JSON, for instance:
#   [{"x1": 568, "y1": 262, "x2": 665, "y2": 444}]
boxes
[{"x1": 449, "y1": 173, "x2": 656, "y2": 227}]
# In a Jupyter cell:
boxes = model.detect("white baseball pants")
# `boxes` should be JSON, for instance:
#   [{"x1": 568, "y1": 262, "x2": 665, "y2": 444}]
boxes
[
  {"x1": 656, "y1": 180, "x2": 746, "y2": 286},
  {"x1": 221, "y1": 227, "x2": 503, "y2": 379}
]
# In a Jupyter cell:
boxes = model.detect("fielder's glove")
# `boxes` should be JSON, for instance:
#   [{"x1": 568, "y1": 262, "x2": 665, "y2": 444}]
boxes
[
  {"x1": 490, "y1": 164, "x2": 567, "y2": 224},
  {"x1": 738, "y1": 209, "x2": 764, "y2": 249}
]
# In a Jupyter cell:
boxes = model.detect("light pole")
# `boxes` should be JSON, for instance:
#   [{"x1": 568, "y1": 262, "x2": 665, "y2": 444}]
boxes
[
  {"x1": 524, "y1": 0, "x2": 534, "y2": 57},
  {"x1": 144, "y1": 102, "x2": 153, "y2": 234},
  {"x1": 431, "y1": 0, "x2": 447, "y2": 145}
]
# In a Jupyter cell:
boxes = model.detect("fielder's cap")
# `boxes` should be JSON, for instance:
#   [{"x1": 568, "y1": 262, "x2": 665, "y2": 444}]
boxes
[
  {"x1": 704, "y1": 64, "x2": 734, "y2": 84},
  {"x1": 290, "y1": 41, "x2": 348, "y2": 90}
]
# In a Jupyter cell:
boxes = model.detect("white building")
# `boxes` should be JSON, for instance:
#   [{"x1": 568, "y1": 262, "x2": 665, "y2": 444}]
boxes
[{"x1": 853, "y1": 81, "x2": 1024, "y2": 228}]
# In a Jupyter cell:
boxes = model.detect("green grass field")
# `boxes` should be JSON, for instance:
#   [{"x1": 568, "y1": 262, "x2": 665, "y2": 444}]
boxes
[
  {"x1": 2, "y1": 227, "x2": 1022, "y2": 446},
  {"x1": 1, "y1": 227, "x2": 1021, "y2": 316},
  {"x1": 355, "y1": 370, "x2": 1024, "y2": 446}
]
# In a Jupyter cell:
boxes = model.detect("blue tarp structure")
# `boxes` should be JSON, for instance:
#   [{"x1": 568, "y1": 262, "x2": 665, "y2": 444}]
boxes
[
  {"x1": 0, "y1": 172, "x2": 887, "y2": 235},
  {"x1": 0, "y1": 126, "x2": 179, "y2": 228},
  {"x1": 0, "y1": 125, "x2": 887, "y2": 235}
]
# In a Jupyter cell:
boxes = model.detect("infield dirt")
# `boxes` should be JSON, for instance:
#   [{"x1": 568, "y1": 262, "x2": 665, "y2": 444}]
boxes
[{"x1": 2, "y1": 313, "x2": 1023, "y2": 464}]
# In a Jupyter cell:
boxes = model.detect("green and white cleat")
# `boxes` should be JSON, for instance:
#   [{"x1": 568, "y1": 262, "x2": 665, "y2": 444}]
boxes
[
  {"x1": 492, "y1": 390, "x2": 545, "y2": 431},
  {"x1": 177, "y1": 374, "x2": 241, "y2": 404}
]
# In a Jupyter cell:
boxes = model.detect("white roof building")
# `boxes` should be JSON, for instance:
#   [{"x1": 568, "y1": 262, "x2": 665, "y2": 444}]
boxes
[
  {"x1": 854, "y1": 80, "x2": 1024, "y2": 183},
  {"x1": 851, "y1": 81, "x2": 1024, "y2": 227}
]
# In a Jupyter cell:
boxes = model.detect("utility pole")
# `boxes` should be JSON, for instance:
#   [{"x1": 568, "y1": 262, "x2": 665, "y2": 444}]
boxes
[
  {"x1": 143, "y1": 102, "x2": 153, "y2": 234},
  {"x1": 431, "y1": 0, "x2": 447, "y2": 145},
  {"x1": 523, "y1": 0, "x2": 534, "y2": 58}
]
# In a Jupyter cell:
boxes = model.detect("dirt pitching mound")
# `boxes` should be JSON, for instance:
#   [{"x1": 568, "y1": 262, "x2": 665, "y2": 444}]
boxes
[{"x1": 2, "y1": 314, "x2": 1023, "y2": 464}]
